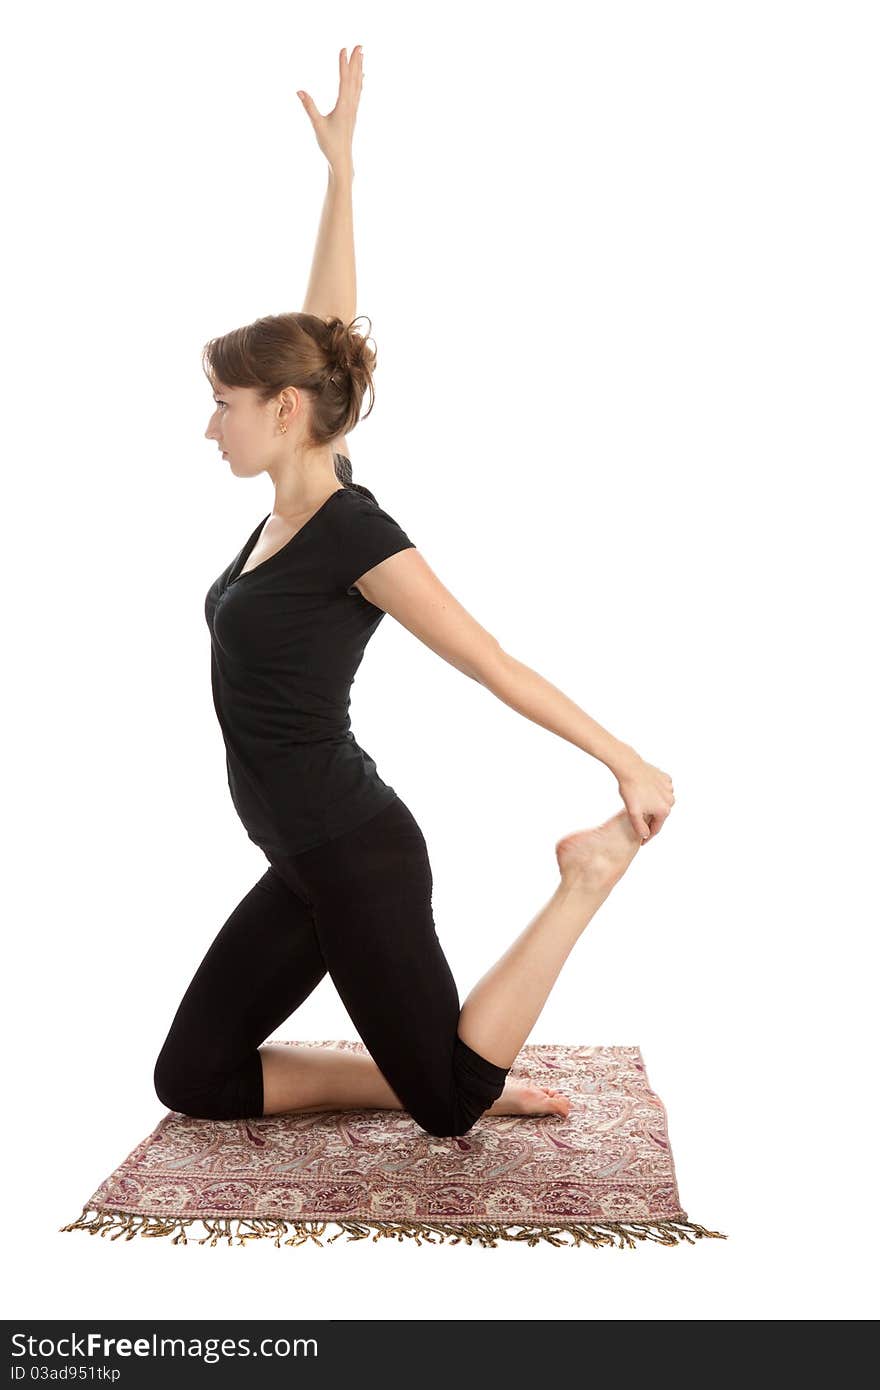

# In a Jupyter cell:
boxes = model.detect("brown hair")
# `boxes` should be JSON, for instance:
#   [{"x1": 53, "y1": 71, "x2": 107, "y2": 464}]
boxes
[{"x1": 201, "y1": 311, "x2": 378, "y2": 499}]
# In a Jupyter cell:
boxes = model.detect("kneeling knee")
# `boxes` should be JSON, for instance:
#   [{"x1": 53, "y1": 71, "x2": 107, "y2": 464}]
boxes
[
  {"x1": 153, "y1": 1056, "x2": 194, "y2": 1117},
  {"x1": 416, "y1": 1106, "x2": 480, "y2": 1140},
  {"x1": 153, "y1": 1053, "x2": 216, "y2": 1119},
  {"x1": 153, "y1": 1051, "x2": 262, "y2": 1121}
]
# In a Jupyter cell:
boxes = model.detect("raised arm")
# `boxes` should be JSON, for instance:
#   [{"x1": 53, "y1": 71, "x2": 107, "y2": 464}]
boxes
[{"x1": 297, "y1": 46, "x2": 364, "y2": 457}]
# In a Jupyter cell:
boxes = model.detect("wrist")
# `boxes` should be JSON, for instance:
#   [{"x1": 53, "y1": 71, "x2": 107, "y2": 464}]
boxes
[
  {"x1": 329, "y1": 160, "x2": 354, "y2": 182},
  {"x1": 603, "y1": 741, "x2": 641, "y2": 778}
]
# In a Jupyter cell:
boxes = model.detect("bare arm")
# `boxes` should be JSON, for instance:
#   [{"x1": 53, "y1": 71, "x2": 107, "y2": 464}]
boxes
[
  {"x1": 355, "y1": 548, "x2": 636, "y2": 774},
  {"x1": 355, "y1": 547, "x2": 675, "y2": 840},
  {"x1": 298, "y1": 48, "x2": 362, "y2": 329},
  {"x1": 297, "y1": 47, "x2": 364, "y2": 456},
  {"x1": 301, "y1": 165, "x2": 356, "y2": 327}
]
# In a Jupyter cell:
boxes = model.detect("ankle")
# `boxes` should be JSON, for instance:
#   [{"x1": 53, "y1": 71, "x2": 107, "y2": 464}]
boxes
[{"x1": 555, "y1": 870, "x2": 612, "y2": 905}]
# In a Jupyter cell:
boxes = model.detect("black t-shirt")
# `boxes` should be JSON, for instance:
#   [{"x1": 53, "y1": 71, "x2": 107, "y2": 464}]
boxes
[{"x1": 204, "y1": 482, "x2": 416, "y2": 855}]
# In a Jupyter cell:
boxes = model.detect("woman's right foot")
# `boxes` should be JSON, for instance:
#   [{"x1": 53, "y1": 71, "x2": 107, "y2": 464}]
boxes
[
  {"x1": 485, "y1": 1080, "x2": 571, "y2": 1120},
  {"x1": 554, "y1": 810, "x2": 643, "y2": 894}
]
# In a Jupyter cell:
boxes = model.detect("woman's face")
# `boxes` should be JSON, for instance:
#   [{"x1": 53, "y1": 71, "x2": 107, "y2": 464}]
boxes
[{"x1": 205, "y1": 383, "x2": 281, "y2": 477}]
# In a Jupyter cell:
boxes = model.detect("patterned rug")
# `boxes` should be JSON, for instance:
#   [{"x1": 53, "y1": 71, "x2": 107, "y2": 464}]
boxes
[{"x1": 60, "y1": 1042, "x2": 727, "y2": 1249}]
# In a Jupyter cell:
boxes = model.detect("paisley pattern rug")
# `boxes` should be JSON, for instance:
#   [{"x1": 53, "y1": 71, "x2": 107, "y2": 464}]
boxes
[{"x1": 60, "y1": 1042, "x2": 727, "y2": 1249}]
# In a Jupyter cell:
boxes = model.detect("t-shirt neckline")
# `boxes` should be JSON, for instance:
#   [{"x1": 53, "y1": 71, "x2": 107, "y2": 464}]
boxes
[{"x1": 227, "y1": 487, "x2": 350, "y2": 585}]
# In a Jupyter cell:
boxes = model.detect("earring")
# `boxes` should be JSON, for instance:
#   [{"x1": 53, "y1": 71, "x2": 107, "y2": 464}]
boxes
[{"x1": 280, "y1": 424, "x2": 287, "y2": 434}]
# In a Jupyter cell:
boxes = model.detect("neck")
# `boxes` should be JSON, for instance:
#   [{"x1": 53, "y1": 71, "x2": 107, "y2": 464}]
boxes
[{"x1": 269, "y1": 445, "x2": 343, "y2": 518}]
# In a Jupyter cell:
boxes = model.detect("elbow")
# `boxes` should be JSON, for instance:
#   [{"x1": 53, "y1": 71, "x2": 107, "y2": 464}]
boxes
[{"x1": 472, "y1": 643, "x2": 513, "y2": 689}]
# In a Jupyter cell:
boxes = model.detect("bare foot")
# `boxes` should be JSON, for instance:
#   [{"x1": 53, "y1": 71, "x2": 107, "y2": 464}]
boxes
[
  {"x1": 485, "y1": 1080, "x2": 571, "y2": 1120},
  {"x1": 555, "y1": 809, "x2": 643, "y2": 894}
]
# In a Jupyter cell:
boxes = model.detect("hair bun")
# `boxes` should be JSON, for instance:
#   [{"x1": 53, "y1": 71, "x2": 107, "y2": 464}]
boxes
[
  {"x1": 327, "y1": 314, "x2": 376, "y2": 375},
  {"x1": 328, "y1": 319, "x2": 352, "y2": 370}
]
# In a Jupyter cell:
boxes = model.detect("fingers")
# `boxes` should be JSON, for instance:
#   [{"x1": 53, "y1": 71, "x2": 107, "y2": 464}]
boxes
[
  {"x1": 333, "y1": 47, "x2": 364, "y2": 109},
  {"x1": 341, "y1": 45, "x2": 364, "y2": 79},
  {"x1": 646, "y1": 807, "x2": 673, "y2": 841}
]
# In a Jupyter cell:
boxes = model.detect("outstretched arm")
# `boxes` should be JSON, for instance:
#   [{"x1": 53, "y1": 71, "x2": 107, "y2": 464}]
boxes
[{"x1": 354, "y1": 547, "x2": 676, "y2": 842}]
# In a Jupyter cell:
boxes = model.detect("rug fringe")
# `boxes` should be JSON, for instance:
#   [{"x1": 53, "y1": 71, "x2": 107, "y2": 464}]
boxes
[{"x1": 59, "y1": 1206, "x2": 727, "y2": 1248}]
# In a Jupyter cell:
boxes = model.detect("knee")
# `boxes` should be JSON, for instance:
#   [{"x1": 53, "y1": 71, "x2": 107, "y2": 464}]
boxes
[
  {"x1": 152, "y1": 1043, "x2": 213, "y2": 1119},
  {"x1": 409, "y1": 1043, "x2": 510, "y2": 1138},
  {"x1": 153, "y1": 1045, "x2": 262, "y2": 1121},
  {"x1": 412, "y1": 1097, "x2": 484, "y2": 1139},
  {"x1": 418, "y1": 1113, "x2": 475, "y2": 1139},
  {"x1": 418, "y1": 1117, "x2": 476, "y2": 1139},
  {"x1": 153, "y1": 1049, "x2": 199, "y2": 1117}
]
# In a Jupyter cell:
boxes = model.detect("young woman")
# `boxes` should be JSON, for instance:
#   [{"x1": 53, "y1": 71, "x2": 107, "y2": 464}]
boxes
[{"x1": 153, "y1": 46, "x2": 674, "y2": 1138}]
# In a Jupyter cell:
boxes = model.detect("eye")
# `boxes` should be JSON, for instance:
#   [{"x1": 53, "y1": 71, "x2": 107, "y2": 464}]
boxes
[{"x1": 213, "y1": 398, "x2": 227, "y2": 409}]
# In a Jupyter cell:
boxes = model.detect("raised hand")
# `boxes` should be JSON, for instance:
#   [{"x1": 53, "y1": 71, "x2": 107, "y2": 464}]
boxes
[{"x1": 296, "y1": 45, "x2": 364, "y2": 174}]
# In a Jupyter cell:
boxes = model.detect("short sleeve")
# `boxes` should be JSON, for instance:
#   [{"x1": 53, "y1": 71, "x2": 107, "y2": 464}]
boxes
[{"x1": 327, "y1": 490, "x2": 416, "y2": 595}]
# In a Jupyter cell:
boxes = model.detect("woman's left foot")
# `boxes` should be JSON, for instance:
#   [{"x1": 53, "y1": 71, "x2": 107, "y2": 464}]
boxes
[
  {"x1": 485, "y1": 1080, "x2": 570, "y2": 1119},
  {"x1": 555, "y1": 809, "x2": 642, "y2": 894}
]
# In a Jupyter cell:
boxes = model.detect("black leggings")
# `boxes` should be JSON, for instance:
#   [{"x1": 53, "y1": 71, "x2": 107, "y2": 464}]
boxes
[{"x1": 153, "y1": 797, "x2": 511, "y2": 1137}]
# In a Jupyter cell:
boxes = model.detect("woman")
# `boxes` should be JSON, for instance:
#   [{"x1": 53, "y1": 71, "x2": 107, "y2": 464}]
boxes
[{"x1": 153, "y1": 46, "x2": 675, "y2": 1138}]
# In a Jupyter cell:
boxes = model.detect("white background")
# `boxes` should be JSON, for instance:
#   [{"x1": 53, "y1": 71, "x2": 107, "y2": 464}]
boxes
[{"x1": 3, "y1": 0, "x2": 876, "y2": 1322}]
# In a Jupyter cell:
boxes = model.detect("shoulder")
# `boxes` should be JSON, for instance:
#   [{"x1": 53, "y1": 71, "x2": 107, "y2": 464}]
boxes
[
  {"x1": 323, "y1": 487, "x2": 416, "y2": 592},
  {"x1": 328, "y1": 486, "x2": 410, "y2": 532}
]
